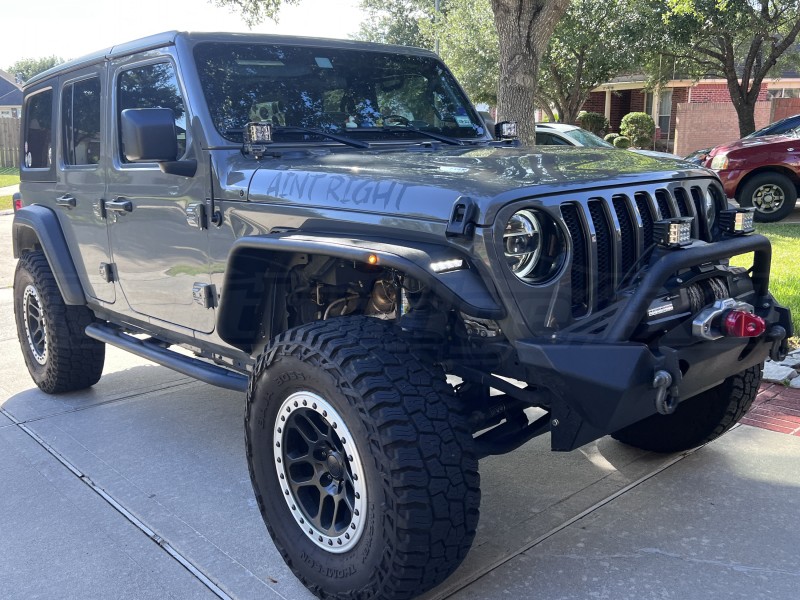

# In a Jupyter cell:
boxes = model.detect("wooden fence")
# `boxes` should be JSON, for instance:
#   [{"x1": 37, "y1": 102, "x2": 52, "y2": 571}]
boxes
[{"x1": 0, "y1": 118, "x2": 20, "y2": 168}]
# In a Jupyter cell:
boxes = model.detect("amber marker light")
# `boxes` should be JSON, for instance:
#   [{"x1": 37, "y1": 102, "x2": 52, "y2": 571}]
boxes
[{"x1": 367, "y1": 254, "x2": 379, "y2": 265}]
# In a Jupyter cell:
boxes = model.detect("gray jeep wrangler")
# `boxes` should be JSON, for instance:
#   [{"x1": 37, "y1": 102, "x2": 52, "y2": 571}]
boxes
[{"x1": 13, "y1": 31, "x2": 792, "y2": 600}]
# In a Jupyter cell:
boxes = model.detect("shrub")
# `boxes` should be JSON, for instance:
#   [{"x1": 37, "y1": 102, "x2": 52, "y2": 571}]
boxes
[
  {"x1": 604, "y1": 133, "x2": 620, "y2": 144},
  {"x1": 613, "y1": 135, "x2": 631, "y2": 149},
  {"x1": 620, "y1": 112, "x2": 655, "y2": 148},
  {"x1": 577, "y1": 111, "x2": 609, "y2": 136}
]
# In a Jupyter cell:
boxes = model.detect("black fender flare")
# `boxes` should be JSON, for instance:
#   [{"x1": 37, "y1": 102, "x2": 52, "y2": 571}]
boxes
[
  {"x1": 216, "y1": 232, "x2": 505, "y2": 350},
  {"x1": 12, "y1": 204, "x2": 86, "y2": 305}
]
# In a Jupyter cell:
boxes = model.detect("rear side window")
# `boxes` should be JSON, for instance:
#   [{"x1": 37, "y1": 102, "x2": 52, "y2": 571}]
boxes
[
  {"x1": 62, "y1": 77, "x2": 101, "y2": 166},
  {"x1": 23, "y1": 89, "x2": 54, "y2": 169},
  {"x1": 117, "y1": 62, "x2": 187, "y2": 161}
]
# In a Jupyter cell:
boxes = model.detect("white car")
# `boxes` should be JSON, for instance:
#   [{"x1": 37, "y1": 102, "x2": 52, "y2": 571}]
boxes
[{"x1": 535, "y1": 123, "x2": 681, "y2": 160}]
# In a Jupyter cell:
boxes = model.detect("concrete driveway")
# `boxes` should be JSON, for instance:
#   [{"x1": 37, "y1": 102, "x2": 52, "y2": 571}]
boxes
[{"x1": 1, "y1": 211, "x2": 800, "y2": 600}]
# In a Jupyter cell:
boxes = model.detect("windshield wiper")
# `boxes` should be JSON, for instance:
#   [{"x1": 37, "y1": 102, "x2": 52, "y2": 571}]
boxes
[
  {"x1": 274, "y1": 126, "x2": 371, "y2": 149},
  {"x1": 381, "y1": 125, "x2": 464, "y2": 146},
  {"x1": 226, "y1": 125, "x2": 370, "y2": 149}
]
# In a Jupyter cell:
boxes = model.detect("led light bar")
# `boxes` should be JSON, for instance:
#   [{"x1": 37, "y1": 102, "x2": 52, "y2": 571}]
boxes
[
  {"x1": 718, "y1": 208, "x2": 755, "y2": 235},
  {"x1": 653, "y1": 217, "x2": 693, "y2": 248}
]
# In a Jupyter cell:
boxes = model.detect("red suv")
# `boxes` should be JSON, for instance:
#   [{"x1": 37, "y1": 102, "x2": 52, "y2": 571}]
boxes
[{"x1": 706, "y1": 134, "x2": 800, "y2": 222}]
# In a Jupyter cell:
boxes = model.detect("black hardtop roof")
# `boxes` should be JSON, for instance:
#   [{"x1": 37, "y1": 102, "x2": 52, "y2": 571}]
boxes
[{"x1": 24, "y1": 31, "x2": 438, "y2": 89}]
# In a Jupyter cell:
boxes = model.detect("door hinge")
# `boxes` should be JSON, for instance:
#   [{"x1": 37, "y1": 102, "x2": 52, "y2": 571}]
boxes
[
  {"x1": 99, "y1": 262, "x2": 116, "y2": 283},
  {"x1": 192, "y1": 283, "x2": 216, "y2": 309},
  {"x1": 94, "y1": 199, "x2": 107, "y2": 220},
  {"x1": 186, "y1": 202, "x2": 207, "y2": 229}
]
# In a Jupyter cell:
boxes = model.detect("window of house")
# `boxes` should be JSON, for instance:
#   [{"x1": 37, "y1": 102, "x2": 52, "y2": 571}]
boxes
[
  {"x1": 658, "y1": 90, "x2": 672, "y2": 135},
  {"x1": 23, "y1": 89, "x2": 53, "y2": 169},
  {"x1": 767, "y1": 88, "x2": 800, "y2": 100},
  {"x1": 644, "y1": 92, "x2": 653, "y2": 116},
  {"x1": 116, "y1": 62, "x2": 187, "y2": 161},
  {"x1": 62, "y1": 77, "x2": 101, "y2": 166}
]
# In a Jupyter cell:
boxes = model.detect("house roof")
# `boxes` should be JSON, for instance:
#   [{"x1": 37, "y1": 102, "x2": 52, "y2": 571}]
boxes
[{"x1": 0, "y1": 69, "x2": 22, "y2": 107}]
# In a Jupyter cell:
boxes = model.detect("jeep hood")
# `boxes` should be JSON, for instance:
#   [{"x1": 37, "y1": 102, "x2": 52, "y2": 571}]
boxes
[{"x1": 245, "y1": 146, "x2": 705, "y2": 224}]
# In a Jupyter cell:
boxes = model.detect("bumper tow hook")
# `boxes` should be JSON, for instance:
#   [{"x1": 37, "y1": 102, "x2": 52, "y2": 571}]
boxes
[{"x1": 653, "y1": 370, "x2": 677, "y2": 415}]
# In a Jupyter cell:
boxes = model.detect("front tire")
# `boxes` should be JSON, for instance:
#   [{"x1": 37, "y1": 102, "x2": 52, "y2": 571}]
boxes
[
  {"x1": 245, "y1": 316, "x2": 480, "y2": 600},
  {"x1": 738, "y1": 172, "x2": 797, "y2": 222},
  {"x1": 13, "y1": 251, "x2": 105, "y2": 393},
  {"x1": 611, "y1": 364, "x2": 761, "y2": 453}
]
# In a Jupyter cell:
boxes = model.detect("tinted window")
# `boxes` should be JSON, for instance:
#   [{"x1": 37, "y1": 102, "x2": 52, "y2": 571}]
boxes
[
  {"x1": 117, "y1": 62, "x2": 187, "y2": 160},
  {"x1": 62, "y1": 77, "x2": 101, "y2": 166},
  {"x1": 23, "y1": 89, "x2": 53, "y2": 169},
  {"x1": 193, "y1": 42, "x2": 486, "y2": 144}
]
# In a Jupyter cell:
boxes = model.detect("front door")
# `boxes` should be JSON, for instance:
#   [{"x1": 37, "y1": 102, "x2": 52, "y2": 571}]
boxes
[{"x1": 106, "y1": 57, "x2": 215, "y2": 333}]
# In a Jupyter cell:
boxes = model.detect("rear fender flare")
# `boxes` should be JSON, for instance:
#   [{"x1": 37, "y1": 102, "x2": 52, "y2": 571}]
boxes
[
  {"x1": 216, "y1": 233, "x2": 505, "y2": 350},
  {"x1": 12, "y1": 205, "x2": 86, "y2": 305}
]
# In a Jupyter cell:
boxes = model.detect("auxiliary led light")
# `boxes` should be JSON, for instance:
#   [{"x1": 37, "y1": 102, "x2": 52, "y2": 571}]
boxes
[
  {"x1": 718, "y1": 208, "x2": 755, "y2": 235},
  {"x1": 494, "y1": 121, "x2": 518, "y2": 140},
  {"x1": 653, "y1": 217, "x2": 693, "y2": 248},
  {"x1": 430, "y1": 259, "x2": 465, "y2": 273}
]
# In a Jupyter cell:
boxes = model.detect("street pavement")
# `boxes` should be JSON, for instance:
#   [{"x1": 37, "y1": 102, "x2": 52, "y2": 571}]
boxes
[{"x1": 1, "y1": 211, "x2": 800, "y2": 600}]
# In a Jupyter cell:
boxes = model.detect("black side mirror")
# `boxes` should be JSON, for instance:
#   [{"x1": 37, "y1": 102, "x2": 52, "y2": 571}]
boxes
[
  {"x1": 120, "y1": 108, "x2": 196, "y2": 177},
  {"x1": 121, "y1": 108, "x2": 178, "y2": 162}
]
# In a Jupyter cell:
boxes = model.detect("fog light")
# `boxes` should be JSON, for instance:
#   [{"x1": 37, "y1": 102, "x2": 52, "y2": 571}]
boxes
[
  {"x1": 723, "y1": 310, "x2": 766, "y2": 337},
  {"x1": 653, "y1": 217, "x2": 693, "y2": 248},
  {"x1": 718, "y1": 208, "x2": 755, "y2": 235}
]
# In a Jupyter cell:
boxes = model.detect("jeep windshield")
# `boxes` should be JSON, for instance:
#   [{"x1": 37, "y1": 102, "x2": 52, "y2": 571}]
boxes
[{"x1": 193, "y1": 42, "x2": 488, "y2": 146}]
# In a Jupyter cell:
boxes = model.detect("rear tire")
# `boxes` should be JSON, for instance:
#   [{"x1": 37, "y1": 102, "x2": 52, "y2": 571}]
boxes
[
  {"x1": 611, "y1": 364, "x2": 761, "y2": 453},
  {"x1": 13, "y1": 251, "x2": 105, "y2": 393},
  {"x1": 738, "y1": 172, "x2": 797, "y2": 223},
  {"x1": 245, "y1": 316, "x2": 480, "y2": 600}
]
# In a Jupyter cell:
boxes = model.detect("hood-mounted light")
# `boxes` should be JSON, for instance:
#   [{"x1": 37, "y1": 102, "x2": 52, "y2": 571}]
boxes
[
  {"x1": 494, "y1": 121, "x2": 518, "y2": 141},
  {"x1": 653, "y1": 217, "x2": 693, "y2": 248},
  {"x1": 718, "y1": 208, "x2": 755, "y2": 235},
  {"x1": 244, "y1": 122, "x2": 274, "y2": 158}
]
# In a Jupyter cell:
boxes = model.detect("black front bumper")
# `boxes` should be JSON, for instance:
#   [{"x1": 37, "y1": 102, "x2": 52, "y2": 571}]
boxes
[{"x1": 512, "y1": 234, "x2": 792, "y2": 451}]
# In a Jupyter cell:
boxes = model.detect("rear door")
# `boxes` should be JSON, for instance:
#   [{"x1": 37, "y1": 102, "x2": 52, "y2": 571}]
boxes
[{"x1": 55, "y1": 66, "x2": 115, "y2": 303}]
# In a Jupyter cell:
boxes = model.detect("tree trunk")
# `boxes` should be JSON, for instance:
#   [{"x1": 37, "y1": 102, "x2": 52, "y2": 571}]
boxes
[
  {"x1": 726, "y1": 77, "x2": 759, "y2": 138},
  {"x1": 490, "y1": 0, "x2": 570, "y2": 145}
]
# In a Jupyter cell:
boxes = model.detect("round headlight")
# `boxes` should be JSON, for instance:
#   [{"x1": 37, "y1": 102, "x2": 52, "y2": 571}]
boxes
[
  {"x1": 504, "y1": 210, "x2": 542, "y2": 278},
  {"x1": 503, "y1": 209, "x2": 566, "y2": 283}
]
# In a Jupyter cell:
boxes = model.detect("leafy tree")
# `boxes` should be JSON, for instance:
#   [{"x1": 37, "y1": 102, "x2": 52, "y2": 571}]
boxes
[
  {"x1": 210, "y1": 0, "x2": 299, "y2": 26},
  {"x1": 537, "y1": 0, "x2": 639, "y2": 124},
  {"x1": 358, "y1": 0, "x2": 433, "y2": 47},
  {"x1": 635, "y1": 0, "x2": 800, "y2": 137},
  {"x1": 6, "y1": 56, "x2": 64, "y2": 83}
]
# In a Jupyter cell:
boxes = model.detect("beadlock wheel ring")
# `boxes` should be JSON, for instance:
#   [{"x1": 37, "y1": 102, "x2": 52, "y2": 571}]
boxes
[
  {"x1": 22, "y1": 284, "x2": 48, "y2": 365},
  {"x1": 751, "y1": 183, "x2": 785, "y2": 214},
  {"x1": 273, "y1": 391, "x2": 366, "y2": 554}
]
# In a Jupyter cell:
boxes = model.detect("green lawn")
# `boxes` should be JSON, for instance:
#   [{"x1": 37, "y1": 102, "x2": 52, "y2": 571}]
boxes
[
  {"x1": 730, "y1": 224, "x2": 800, "y2": 343},
  {"x1": 0, "y1": 167, "x2": 20, "y2": 188},
  {"x1": 0, "y1": 195, "x2": 11, "y2": 211}
]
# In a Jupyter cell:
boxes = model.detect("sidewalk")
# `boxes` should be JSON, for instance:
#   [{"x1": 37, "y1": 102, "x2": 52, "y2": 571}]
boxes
[{"x1": 0, "y1": 183, "x2": 19, "y2": 196}]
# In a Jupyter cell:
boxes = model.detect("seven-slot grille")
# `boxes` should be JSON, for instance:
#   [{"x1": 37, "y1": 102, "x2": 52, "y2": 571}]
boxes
[{"x1": 561, "y1": 181, "x2": 721, "y2": 319}]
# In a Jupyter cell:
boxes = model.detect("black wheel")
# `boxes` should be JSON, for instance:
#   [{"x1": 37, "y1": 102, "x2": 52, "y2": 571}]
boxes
[
  {"x1": 738, "y1": 172, "x2": 798, "y2": 222},
  {"x1": 245, "y1": 316, "x2": 480, "y2": 600},
  {"x1": 612, "y1": 364, "x2": 761, "y2": 453},
  {"x1": 13, "y1": 251, "x2": 105, "y2": 393}
]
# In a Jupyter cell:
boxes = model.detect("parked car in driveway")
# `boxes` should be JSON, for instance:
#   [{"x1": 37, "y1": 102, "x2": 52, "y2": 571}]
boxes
[
  {"x1": 535, "y1": 123, "x2": 681, "y2": 160},
  {"x1": 707, "y1": 134, "x2": 800, "y2": 222},
  {"x1": 685, "y1": 113, "x2": 800, "y2": 165}
]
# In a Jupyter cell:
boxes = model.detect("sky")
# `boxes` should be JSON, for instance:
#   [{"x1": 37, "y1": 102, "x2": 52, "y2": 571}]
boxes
[{"x1": 1, "y1": 0, "x2": 366, "y2": 70}]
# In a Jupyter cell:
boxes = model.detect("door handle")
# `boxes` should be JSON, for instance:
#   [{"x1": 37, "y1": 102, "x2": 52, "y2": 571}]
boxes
[
  {"x1": 55, "y1": 194, "x2": 76, "y2": 208},
  {"x1": 106, "y1": 198, "x2": 133, "y2": 213}
]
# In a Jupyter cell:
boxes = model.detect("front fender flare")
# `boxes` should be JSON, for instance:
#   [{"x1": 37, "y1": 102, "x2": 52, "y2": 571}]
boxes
[
  {"x1": 12, "y1": 205, "x2": 86, "y2": 305},
  {"x1": 216, "y1": 232, "x2": 505, "y2": 350}
]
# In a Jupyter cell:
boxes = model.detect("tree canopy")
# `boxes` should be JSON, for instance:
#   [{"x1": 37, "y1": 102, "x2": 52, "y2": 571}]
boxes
[{"x1": 5, "y1": 56, "x2": 64, "y2": 83}]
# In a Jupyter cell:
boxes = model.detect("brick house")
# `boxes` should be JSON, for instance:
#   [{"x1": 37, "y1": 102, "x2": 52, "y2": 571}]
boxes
[{"x1": 582, "y1": 73, "x2": 800, "y2": 155}]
